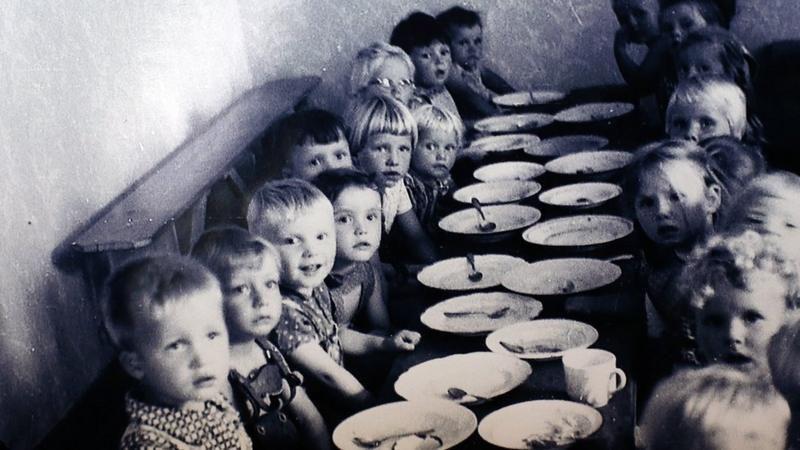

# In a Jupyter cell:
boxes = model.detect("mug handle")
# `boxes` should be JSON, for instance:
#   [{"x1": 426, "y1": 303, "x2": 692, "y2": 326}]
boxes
[{"x1": 607, "y1": 368, "x2": 627, "y2": 394}]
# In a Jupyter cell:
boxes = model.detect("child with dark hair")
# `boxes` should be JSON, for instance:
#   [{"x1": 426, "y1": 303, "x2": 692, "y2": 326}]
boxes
[
  {"x1": 390, "y1": 11, "x2": 461, "y2": 120},
  {"x1": 437, "y1": 5, "x2": 514, "y2": 119}
]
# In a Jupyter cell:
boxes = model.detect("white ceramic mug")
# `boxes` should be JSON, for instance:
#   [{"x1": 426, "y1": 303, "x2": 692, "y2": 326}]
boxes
[{"x1": 562, "y1": 348, "x2": 626, "y2": 407}]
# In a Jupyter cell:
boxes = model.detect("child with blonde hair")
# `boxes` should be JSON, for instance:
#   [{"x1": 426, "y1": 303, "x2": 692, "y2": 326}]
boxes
[
  {"x1": 348, "y1": 95, "x2": 438, "y2": 262},
  {"x1": 247, "y1": 179, "x2": 373, "y2": 417},
  {"x1": 641, "y1": 364, "x2": 789, "y2": 450},
  {"x1": 192, "y1": 227, "x2": 331, "y2": 450},
  {"x1": 102, "y1": 255, "x2": 252, "y2": 449},
  {"x1": 666, "y1": 74, "x2": 748, "y2": 142},
  {"x1": 349, "y1": 42, "x2": 418, "y2": 109},
  {"x1": 688, "y1": 230, "x2": 800, "y2": 372}
]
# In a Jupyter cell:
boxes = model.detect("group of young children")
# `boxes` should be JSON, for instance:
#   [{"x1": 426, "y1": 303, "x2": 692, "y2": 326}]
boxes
[{"x1": 96, "y1": 1, "x2": 800, "y2": 449}]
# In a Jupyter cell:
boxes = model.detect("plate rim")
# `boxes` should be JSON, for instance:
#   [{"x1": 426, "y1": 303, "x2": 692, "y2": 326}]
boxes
[
  {"x1": 438, "y1": 204, "x2": 542, "y2": 235},
  {"x1": 544, "y1": 150, "x2": 634, "y2": 175},
  {"x1": 500, "y1": 257, "x2": 623, "y2": 296},
  {"x1": 485, "y1": 318, "x2": 600, "y2": 360},
  {"x1": 473, "y1": 161, "x2": 546, "y2": 182},
  {"x1": 452, "y1": 180, "x2": 543, "y2": 204},
  {"x1": 416, "y1": 254, "x2": 528, "y2": 290},
  {"x1": 420, "y1": 291, "x2": 544, "y2": 334},
  {"x1": 521, "y1": 214, "x2": 634, "y2": 246},
  {"x1": 554, "y1": 101, "x2": 635, "y2": 123},
  {"x1": 538, "y1": 182, "x2": 623, "y2": 207},
  {"x1": 523, "y1": 134, "x2": 609, "y2": 157},
  {"x1": 473, "y1": 112, "x2": 555, "y2": 133}
]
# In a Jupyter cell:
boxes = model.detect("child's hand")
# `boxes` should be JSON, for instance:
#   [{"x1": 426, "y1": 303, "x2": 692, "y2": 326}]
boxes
[{"x1": 384, "y1": 330, "x2": 421, "y2": 352}]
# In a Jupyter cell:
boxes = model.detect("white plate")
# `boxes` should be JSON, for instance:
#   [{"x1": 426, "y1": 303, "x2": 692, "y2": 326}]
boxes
[
  {"x1": 473, "y1": 161, "x2": 546, "y2": 182},
  {"x1": 554, "y1": 102, "x2": 635, "y2": 123},
  {"x1": 417, "y1": 255, "x2": 527, "y2": 291},
  {"x1": 473, "y1": 113, "x2": 554, "y2": 134},
  {"x1": 421, "y1": 291, "x2": 543, "y2": 335},
  {"x1": 463, "y1": 133, "x2": 541, "y2": 158},
  {"x1": 501, "y1": 258, "x2": 622, "y2": 296},
  {"x1": 522, "y1": 215, "x2": 633, "y2": 247},
  {"x1": 394, "y1": 352, "x2": 532, "y2": 405},
  {"x1": 538, "y1": 182, "x2": 622, "y2": 209},
  {"x1": 545, "y1": 150, "x2": 633, "y2": 175},
  {"x1": 333, "y1": 400, "x2": 477, "y2": 450},
  {"x1": 439, "y1": 204, "x2": 541, "y2": 236},
  {"x1": 478, "y1": 400, "x2": 603, "y2": 449},
  {"x1": 493, "y1": 90, "x2": 566, "y2": 107},
  {"x1": 453, "y1": 180, "x2": 542, "y2": 205},
  {"x1": 485, "y1": 319, "x2": 599, "y2": 360},
  {"x1": 524, "y1": 135, "x2": 608, "y2": 158}
]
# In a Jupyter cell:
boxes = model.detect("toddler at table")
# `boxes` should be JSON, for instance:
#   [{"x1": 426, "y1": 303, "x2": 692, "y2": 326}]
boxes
[
  {"x1": 348, "y1": 42, "x2": 419, "y2": 114},
  {"x1": 246, "y1": 179, "x2": 373, "y2": 418},
  {"x1": 347, "y1": 95, "x2": 438, "y2": 263},
  {"x1": 101, "y1": 255, "x2": 252, "y2": 449},
  {"x1": 641, "y1": 364, "x2": 789, "y2": 450},
  {"x1": 688, "y1": 230, "x2": 800, "y2": 373},
  {"x1": 436, "y1": 6, "x2": 514, "y2": 120},
  {"x1": 192, "y1": 227, "x2": 331, "y2": 450},
  {"x1": 390, "y1": 11, "x2": 462, "y2": 120},
  {"x1": 665, "y1": 74, "x2": 748, "y2": 143},
  {"x1": 405, "y1": 104, "x2": 464, "y2": 236}
]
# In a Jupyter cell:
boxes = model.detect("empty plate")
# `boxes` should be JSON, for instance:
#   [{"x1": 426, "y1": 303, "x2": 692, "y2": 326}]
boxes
[
  {"x1": 485, "y1": 319, "x2": 599, "y2": 360},
  {"x1": 493, "y1": 90, "x2": 566, "y2": 107},
  {"x1": 473, "y1": 161, "x2": 546, "y2": 182},
  {"x1": 439, "y1": 204, "x2": 541, "y2": 236},
  {"x1": 545, "y1": 150, "x2": 633, "y2": 175},
  {"x1": 539, "y1": 182, "x2": 622, "y2": 209},
  {"x1": 421, "y1": 291, "x2": 543, "y2": 335},
  {"x1": 463, "y1": 133, "x2": 541, "y2": 159},
  {"x1": 501, "y1": 258, "x2": 622, "y2": 296},
  {"x1": 478, "y1": 400, "x2": 602, "y2": 449},
  {"x1": 555, "y1": 102, "x2": 635, "y2": 123},
  {"x1": 473, "y1": 113, "x2": 554, "y2": 134},
  {"x1": 394, "y1": 352, "x2": 532, "y2": 405},
  {"x1": 417, "y1": 254, "x2": 527, "y2": 291},
  {"x1": 522, "y1": 215, "x2": 633, "y2": 248},
  {"x1": 524, "y1": 135, "x2": 608, "y2": 158},
  {"x1": 333, "y1": 400, "x2": 477, "y2": 450},
  {"x1": 453, "y1": 180, "x2": 542, "y2": 205}
]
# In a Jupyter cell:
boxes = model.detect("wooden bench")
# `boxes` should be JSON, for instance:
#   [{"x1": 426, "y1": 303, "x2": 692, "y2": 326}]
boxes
[{"x1": 69, "y1": 76, "x2": 320, "y2": 298}]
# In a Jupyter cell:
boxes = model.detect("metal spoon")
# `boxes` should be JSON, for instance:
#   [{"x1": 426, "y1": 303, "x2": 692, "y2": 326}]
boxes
[
  {"x1": 471, "y1": 197, "x2": 497, "y2": 232},
  {"x1": 465, "y1": 253, "x2": 483, "y2": 282},
  {"x1": 447, "y1": 387, "x2": 489, "y2": 404}
]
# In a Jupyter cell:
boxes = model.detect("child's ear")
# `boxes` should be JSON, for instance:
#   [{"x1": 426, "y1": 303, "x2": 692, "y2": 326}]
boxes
[
  {"x1": 118, "y1": 350, "x2": 145, "y2": 380},
  {"x1": 705, "y1": 184, "x2": 723, "y2": 214}
]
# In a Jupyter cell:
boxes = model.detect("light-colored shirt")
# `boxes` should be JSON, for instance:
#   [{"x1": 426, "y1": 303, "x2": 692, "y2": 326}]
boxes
[{"x1": 381, "y1": 179, "x2": 413, "y2": 232}]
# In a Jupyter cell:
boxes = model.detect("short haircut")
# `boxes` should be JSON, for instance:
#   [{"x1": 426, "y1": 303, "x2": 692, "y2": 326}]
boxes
[
  {"x1": 247, "y1": 178, "x2": 330, "y2": 238},
  {"x1": 347, "y1": 95, "x2": 418, "y2": 156},
  {"x1": 312, "y1": 168, "x2": 380, "y2": 205},
  {"x1": 263, "y1": 109, "x2": 347, "y2": 178},
  {"x1": 389, "y1": 11, "x2": 449, "y2": 55},
  {"x1": 349, "y1": 42, "x2": 415, "y2": 98},
  {"x1": 437, "y1": 6, "x2": 482, "y2": 37},
  {"x1": 686, "y1": 230, "x2": 800, "y2": 311},
  {"x1": 642, "y1": 364, "x2": 789, "y2": 450},
  {"x1": 722, "y1": 171, "x2": 800, "y2": 229},
  {"x1": 412, "y1": 104, "x2": 466, "y2": 149},
  {"x1": 102, "y1": 255, "x2": 221, "y2": 350},
  {"x1": 667, "y1": 74, "x2": 748, "y2": 140},
  {"x1": 679, "y1": 26, "x2": 754, "y2": 92},
  {"x1": 191, "y1": 226, "x2": 282, "y2": 288},
  {"x1": 659, "y1": 0, "x2": 724, "y2": 27}
]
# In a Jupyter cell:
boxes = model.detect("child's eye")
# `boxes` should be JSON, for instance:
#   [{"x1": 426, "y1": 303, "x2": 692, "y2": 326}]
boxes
[
  {"x1": 426, "y1": 142, "x2": 437, "y2": 151},
  {"x1": 317, "y1": 233, "x2": 327, "y2": 240},
  {"x1": 418, "y1": 52, "x2": 431, "y2": 60},
  {"x1": 309, "y1": 157, "x2": 323, "y2": 167},
  {"x1": 786, "y1": 222, "x2": 797, "y2": 229},
  {"x1": 742, "y1": 311, "x2": 764, "y2": 324},
  {"x1": 746, "y1": 215, "x2": 764, "y2": 225},
  {"x1": 283, "y1": 237, "x2": 298, "y2": 245},
  {"x1": 165, "y1": 340, "x2": 186, "y2": 352},
  {"x1": 400, "y1": 145, "x2": 411, "y2": 153},
  {"x1": 669, "y1": 192, "x2": 682, "y2": 202},
  {"x1": 265, "y1": 280, "x2": 278, "y2": 290},
  {"x1": 445, "y1": 145, "x2": 456, "y2": 152},
  {"x1": 208, "y1": 331, "x2": 221, "y2": 340},
  {"x1": 367, "y1": 212, "x2": 379, "y2": 221},
  {"x1": 458, "y1": 39, "x2": 469, "y2": 47},
  {"x1": 335, "y1": 151, "x2": 349, "y2": 161},
  {"x1": 336, "y1": 215, "x2": 352, "y2": 224},
  {"x1": 636, "y1": 197, "x2": 655, "y2": 208},
  {"x1": 232, "y1": 284, "x2": 250, "y2": 295},
  {"x1": 700, "y1": 117, "x2": 717, "y2": 128},
  {"x1": 440, "y1": 48, "x2": 450, "y2": 57},
  {"x1": 670, "y1": 119, "x2": 688, "y2": 131},
  {"x1": 474, "y1": 38, "x2": 483, "y2": 46}
]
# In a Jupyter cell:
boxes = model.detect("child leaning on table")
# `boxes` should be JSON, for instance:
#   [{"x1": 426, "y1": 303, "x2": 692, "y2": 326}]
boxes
[
  {"x1": 246, "y1": 179, "x2": 374, "y2": 415},
  {"x1": 406, "y1": 104, "x2": 464, "y2": 235},
  {"x1": 191, "y1": 227, "x2": 331, "y2": 450},
  {"x1": 437, "y1": 6, "x2": 514, "y2": 119},
  {"x1": 347, "y1": 95, "x2": 438, "y2": 263},
  {"x1": 641, "y1": 364, "x2": 790, "y2": 450},
  {"x1": 101, "y1": 255, "x2": 252, "y2": 449},
  {"x1": 665, "y1": 74, "x2": 749, "y2": 143},
  {"x1": 390, "y1": 11, "x2": 462, "y2": 120}
]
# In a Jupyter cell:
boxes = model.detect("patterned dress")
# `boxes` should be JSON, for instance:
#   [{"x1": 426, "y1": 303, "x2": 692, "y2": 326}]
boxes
[
  {"x1": 404, "y1": 173, "x2": 455, "y2": 236},
  {"x1": 119, "y1": 393, "x2": 252, "y2": 449},
  {"x1": 327, "y1": 261, "x2": 376, "y2": 329},
  {"x1": 271, "y1": 285, "x2": 342, "y2": 365}
]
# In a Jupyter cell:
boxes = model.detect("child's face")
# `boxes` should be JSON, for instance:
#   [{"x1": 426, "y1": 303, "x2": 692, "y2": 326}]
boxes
[
  {"x1": 612, "y1": 0, "x2": 660, "y2": 44},
  {"x1": 667, "y1": 98, "x2": 732, "y2": 142},
  {"x1": 677, "y1": 42, "x2": 726, "y2": 80},
  {"x1": 269, "y1": 201, "x2": 336, "y2": 295},
  {"x1": 333, "y1": 186, "x2": 382, "y2": 264},
  {"x1": 223, "y1": 256, "x2": 283, "y2": 341},
  {"x1": 635, "y1": 160, "x2": 716, "y2": 248},
  {"x1": 366, "y1": 57, "x2": 415, "y2": 105},
  {"x1": 732, "y1": 195, "x2": 800, "y2": 253},
  {"x1": 660, "y1": 3, "x2": 708, "y2": 49},
  {"x1": 285, "y1": 137, "x2": 352, "y2": 181},
  {"x1": 449, "y1": 24, "x2": 483, "y2": 71},
  {"x1": 696, "y1": 269, "x2": 789, "y2": 373},
  {"x1": 356, "y1": 133, "x2": 412, "y2": 189},
  {"x1": 410, "y1": 41, "x2": 451, "y2": 88},
  {"x1": 411, "y1": 128, "x2": 458, "y2": 181},
  {"x1": 127, "y1": 289, "x2": 230, "y2": 407}
]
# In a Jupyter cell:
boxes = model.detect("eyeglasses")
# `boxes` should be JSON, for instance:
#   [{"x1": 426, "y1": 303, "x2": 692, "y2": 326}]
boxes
[{"x1": 369, "y1": 78, "x2": 415, "y2": 90}]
